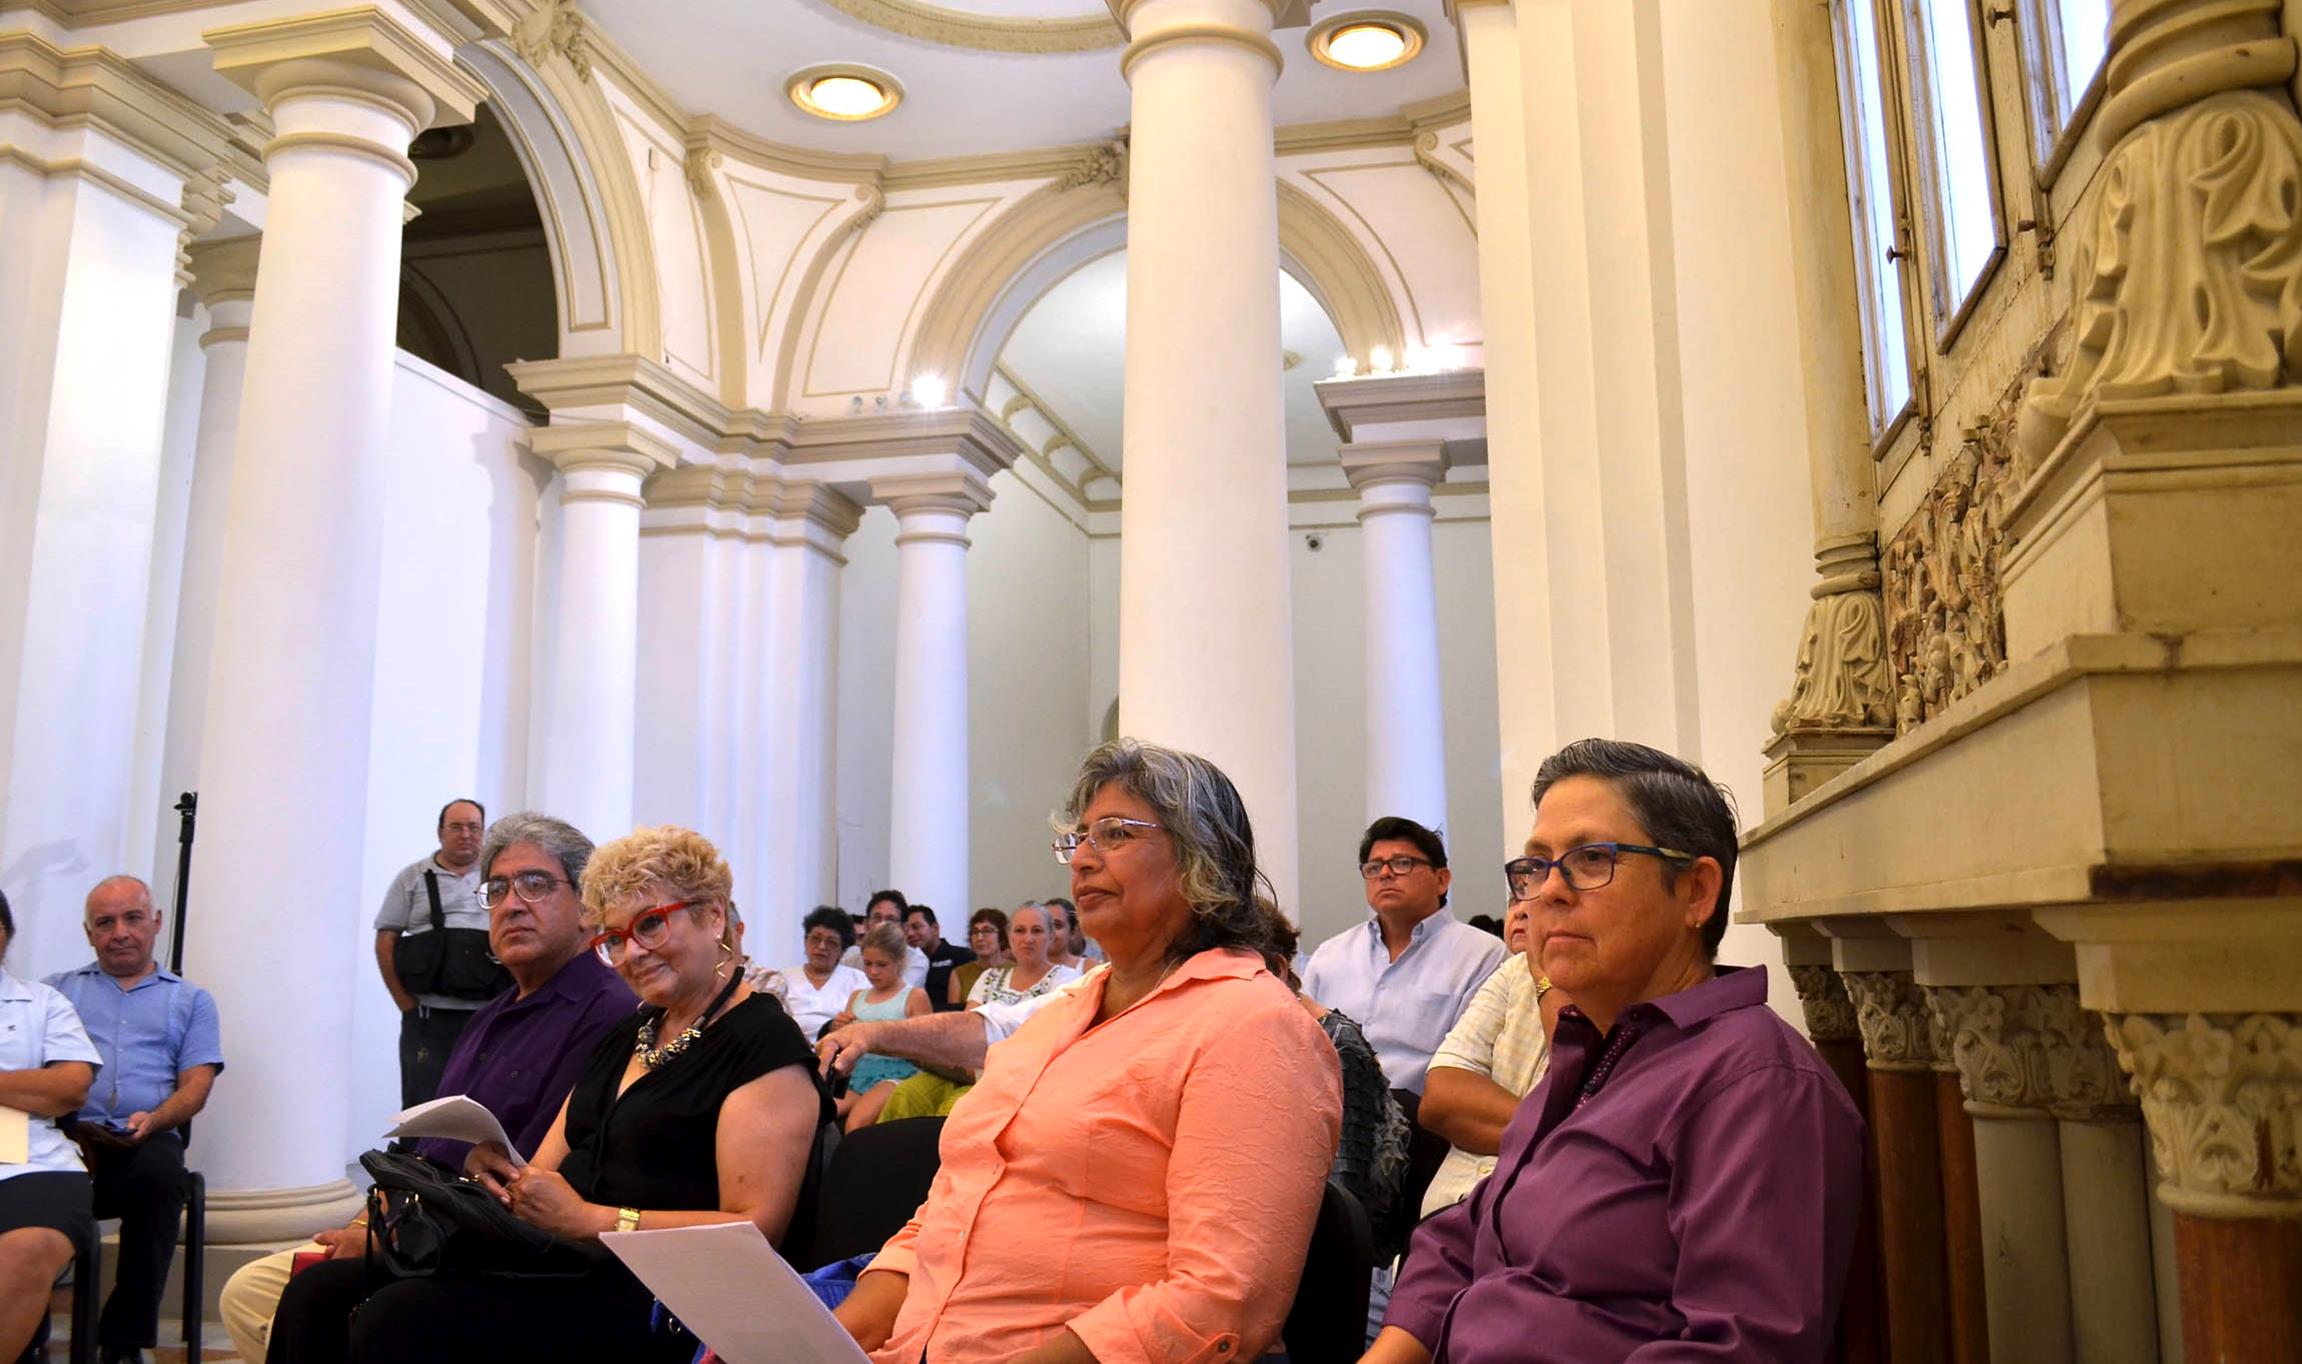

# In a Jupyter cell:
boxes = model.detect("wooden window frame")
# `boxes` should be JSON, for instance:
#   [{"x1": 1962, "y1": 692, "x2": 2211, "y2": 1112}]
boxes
[
  {"x1": 1832, "y1": 0, "x2": 1925, "y2": 453},
  {"x1": 1900, "y1": 0, "x2": 2010, "y2": 348}
]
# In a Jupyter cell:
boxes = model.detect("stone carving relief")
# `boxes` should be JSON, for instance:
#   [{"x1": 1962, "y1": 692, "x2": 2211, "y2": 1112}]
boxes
[
  {"x1": 1771, "y1": 590, "x2": 1895, "y2": 735},
  {"x1": 1056, "y1": 140, "x2": 1128, "y2": 196},
  {"x1": 1927, "y1": 984, "x2": 2130, "y2": 1117},
  {"x1": 1882, "y1": 401, "x2": 2025, "y2": 732},
  {"x1": 2022, "y1": 90, "x2": 2302, "y2": 460},
  {"x1": 514, "y1": 0, "x2": 594, "y2": 83},
  {"x1": 684, "y1": 147, "x2": 723, "y2": 201},
  {"x1": 1842, "y1": 970, "x2": 1936, "y2": 1072},
  {"x1": 2105, "y1": 1012, "x2": 2302, "y2": 1217},
  {"x1": 1789, "y1": 965, "x2": 1859, "y2": 1044}
]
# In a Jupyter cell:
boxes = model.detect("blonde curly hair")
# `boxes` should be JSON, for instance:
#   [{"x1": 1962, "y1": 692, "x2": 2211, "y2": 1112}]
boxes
[{"x1": 580, "y1": 826, "x2": 738, "y2": 953}]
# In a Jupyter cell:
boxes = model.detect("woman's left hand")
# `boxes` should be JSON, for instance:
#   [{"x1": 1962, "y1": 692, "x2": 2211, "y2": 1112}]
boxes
[{"x1": 506, "y1": 1166, "x2": 612, "y2": 1239}]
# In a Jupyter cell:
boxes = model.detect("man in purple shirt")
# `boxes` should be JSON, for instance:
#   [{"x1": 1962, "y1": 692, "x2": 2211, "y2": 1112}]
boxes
[
  {"x1": 1369, "y1": 739, "x2": 1864, "y2": 1364},
  {"x1": 218, "y1": 812, "x2": 635, "y2": 1362}
]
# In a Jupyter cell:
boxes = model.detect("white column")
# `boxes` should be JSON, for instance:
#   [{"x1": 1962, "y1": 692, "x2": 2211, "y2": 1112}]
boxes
[
  {"x1": 1345, "y1": 441, "x2": 1449, "y2": 829},
  {"x1": 758, "y1": 482, "x2": 860, "y2": 950},
  {"x1": 153, "y1": 239, "x2": 260, "y2": 892},
  {"x1": 187, "y1": 12, "x2": 483, "y2": 1236},
  {"x1": 0, "y1": 50, "x2": 203, "y2": 977},
  {"x1": 876, "y1": 474, "x2": 990, "y2": 917},
  {"x1": 1112, "y1": 0, "x2": 1300, "y2": 912},
  {"x1": 532, "y1": 422, "x2": 675, "y2": 845}
]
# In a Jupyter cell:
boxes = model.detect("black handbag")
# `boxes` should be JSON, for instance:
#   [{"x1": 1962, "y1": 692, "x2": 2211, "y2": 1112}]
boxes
[
  {"x1": 357, "y1": 1149, "x2": 606, "y2": 1280},
  {"x1": 393, "y1": 871, "x2": 512, "y2": 1002}
]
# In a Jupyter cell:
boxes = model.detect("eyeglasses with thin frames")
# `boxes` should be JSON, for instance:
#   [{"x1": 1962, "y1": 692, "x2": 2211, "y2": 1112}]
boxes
[
  {"x1": 589, "y1": 901, "x2": 694, "y2": 966},
  {"x1": 1358, "y1": 855, "x2": 1434, "y2": 880},
  {"x1": 1503, "y1": 842, "x2": 1696, "y2": 901},
  {"x1": 1051, "y1": 817, "x2": 1164, "y2": 865},
  {"x1": 480, "y1": 871, "x2": 574, "y2": 909}
]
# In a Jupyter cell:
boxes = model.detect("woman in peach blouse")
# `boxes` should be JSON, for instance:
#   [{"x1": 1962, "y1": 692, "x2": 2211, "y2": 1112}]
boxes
[{"x1": 836, "y1": 738, "x2": 1342, "y2": 1363}]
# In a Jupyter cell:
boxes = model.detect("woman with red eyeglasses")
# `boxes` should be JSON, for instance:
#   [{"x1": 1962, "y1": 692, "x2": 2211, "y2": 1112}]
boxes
[{"x1": 270, "y1": 826, "x2": 830, "y2": 1364}]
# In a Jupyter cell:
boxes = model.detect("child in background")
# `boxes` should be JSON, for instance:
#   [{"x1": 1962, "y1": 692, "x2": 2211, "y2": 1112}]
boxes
[{"x1": 836, "y1": 921, "x2": 929, "y2": 1130}]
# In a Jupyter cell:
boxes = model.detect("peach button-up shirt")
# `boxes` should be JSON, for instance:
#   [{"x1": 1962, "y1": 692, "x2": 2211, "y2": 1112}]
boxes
[{"x1": 867, "y1": 948, "x2": 1342, "y2": 1364}]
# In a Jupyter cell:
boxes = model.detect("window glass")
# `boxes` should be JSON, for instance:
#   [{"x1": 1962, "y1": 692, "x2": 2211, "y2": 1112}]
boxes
[
  {"x1": 1910, "y1": 0, "x2": 2002, "y2": 323},
  {"x1": 2054, "y1": 0, "x2": 2109, "y2": 106},
  {"x1": 1838, "y1": 0, "x2": 1912, "y2": 431}
]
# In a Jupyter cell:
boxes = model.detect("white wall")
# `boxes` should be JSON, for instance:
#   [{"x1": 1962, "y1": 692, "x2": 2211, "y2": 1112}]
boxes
[
  {"x1": 342, "y1": 353, "x2": 546, "y2": 1157},
  {"x1": 1287, "y1": 511, "x2": 1507, "y2": 952}
]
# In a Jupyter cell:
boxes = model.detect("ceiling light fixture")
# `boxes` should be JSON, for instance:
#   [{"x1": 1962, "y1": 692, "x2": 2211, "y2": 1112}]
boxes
[
  {"x1": 787, "y1": 64, "x2": 904, "y2": 122},
  {"x1": 1308, "y1": 12, "x2": 1425, "y2": 73}
]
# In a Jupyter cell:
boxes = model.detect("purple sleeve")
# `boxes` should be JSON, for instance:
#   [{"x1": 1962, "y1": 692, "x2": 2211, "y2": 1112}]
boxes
[
  {"x1": 1625, "y1": 1066, "x2": 1866, "y2": 1362},
  {"x1": 1383, "y1": 1191, "x2": 1480, "y2": 1346}
]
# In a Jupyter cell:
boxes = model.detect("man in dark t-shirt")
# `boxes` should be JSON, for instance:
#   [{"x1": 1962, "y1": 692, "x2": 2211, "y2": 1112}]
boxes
[{"x1": 905, "y1": 906, "x2": 976, "y2": 1011}]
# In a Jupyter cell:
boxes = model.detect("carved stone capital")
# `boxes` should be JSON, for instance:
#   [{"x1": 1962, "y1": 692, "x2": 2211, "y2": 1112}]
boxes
[
  {"x1": 512, "y1": 0, "x2": 593, "y2": 82},
  {"x1": 1771, "y1": 588, "x2": 1895, "y2": 735},
  {"x1": 1842, "y1": 970, "x2": 1937, "y2": 1072},
  {"x1": 1056, "y1": 139, "x2": 1129, "y2": 196},
  {"x1": 1789, "y1": 965, "x2": 1859, "y2": 1044},
  {"x1": 1927, "y1": 983, "x2": 2132, "y2": 1119},
  {"x1": 2019, "y1": 0, "x2": 2302, "y2": 460},
  {"x1": 2105, "y1": 1011, "x2": 2302, "y2": 1219}
]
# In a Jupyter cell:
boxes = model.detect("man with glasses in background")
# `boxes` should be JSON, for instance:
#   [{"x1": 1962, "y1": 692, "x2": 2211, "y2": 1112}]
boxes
[
  {"x1": 1301, "y1": 817, "x2": 1507, "y2": 1101},
  {"x1": 222, "y1": 812, "x2": 634, "y2": 1362}
]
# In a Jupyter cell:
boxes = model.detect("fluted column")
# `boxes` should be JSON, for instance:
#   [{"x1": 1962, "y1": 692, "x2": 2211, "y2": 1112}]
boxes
[
  {"x1": 1344, "y1": 441, "x2": 1449, "y2": 829},
  {"x1": 531, "y1": 421, "x2": 676, "y2": 844},
  {"x1": 876, "y1": 473, "x2": 991, "y2": 917},
  {"x1": 155, "y1": 238, "x2": 261, "y2": 861},
  {"x1": 756, "y1": 481, "x2": 861, "y2": 951},
  {"x1": 186, "y1": 10, "x2": 483, "y2": 1236},
  {"x1": 1111, "y1": 0, "x2": 1300, "y2": 912}
]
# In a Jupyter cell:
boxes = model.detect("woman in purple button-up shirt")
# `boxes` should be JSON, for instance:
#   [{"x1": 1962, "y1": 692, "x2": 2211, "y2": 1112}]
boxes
[{"x1": 1366, "y1": 739, "x2": 1865, "y2": 1364}]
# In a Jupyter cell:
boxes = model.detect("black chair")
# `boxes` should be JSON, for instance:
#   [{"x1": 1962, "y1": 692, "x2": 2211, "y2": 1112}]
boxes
[
  {"x1": 52, "y1": 1216, "x2": 100, "y2": 1364},
  {"x1": 1283, "y1": 1182, "x2": 1377, "y2": 1362},
  {"x1": 51, "y1": 1152, "x2": 206, "y2": 1364},
  {"x1": 1392, "y1": 1088, "x2": 1452, "y2": 1224},
  {"x1": 180, "y1": 1169, "x2": 205, "y2": 1360},
  {"x1": 790, "y1": 1117, "x2": 946, "y2": 1270}
]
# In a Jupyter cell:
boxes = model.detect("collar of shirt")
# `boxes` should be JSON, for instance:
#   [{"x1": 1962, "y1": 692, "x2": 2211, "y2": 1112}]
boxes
[
  {"x1": 0, "y1": 968, "x2": 34, "y2": 1003},
  {"x1": 1361, "y1": 907, "x2": 1453, "y2": 954},
  {"x1": 429, "y1": 855, "x2": 480, "y2": 880},
  {"x1": 1070, "y1": 947, "x2": 1267, "y2": 1033},
  {"x1": 1554, "y1": 963, "x2": 1764, "y2": 1042},
  {"x1": 53, "y1": 961, "x2": 184, "y2": 994}
]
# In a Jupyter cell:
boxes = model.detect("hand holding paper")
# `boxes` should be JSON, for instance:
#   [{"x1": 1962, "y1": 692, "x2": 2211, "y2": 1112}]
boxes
[{"x1": 383, "y1": 1094, "x2": 524, "y2": 1166}]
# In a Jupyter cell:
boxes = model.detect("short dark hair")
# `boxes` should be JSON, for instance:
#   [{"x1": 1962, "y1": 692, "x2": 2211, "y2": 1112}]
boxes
[
  {"x1": 0, "y1": 886, "x2": 12, "y2": 938},
  {"x1": 1359, "y1": 815, "x2": 1449, "y2": 906},
  {"x1": 865, "y1": 889, "x2": 908, "y2": 915},
  {"x1": 1041, "y1": 896, "x2": 1077, "y2": 926},
  {"x1": 905, "y1": 904, "x2": 939, "y2": 928},
  {"x1": 438, "y1": 798, "x2": 486, "y2": 831},
  {"x1": 1530, "y1": 738, "x2": 1740, "y2": 957},
  {"x1": 802, "y1": 904, "x2": 854, "y2": 949},
  {"x1": 968, "y1": 907, "x2": 1009, "y2": 950}
]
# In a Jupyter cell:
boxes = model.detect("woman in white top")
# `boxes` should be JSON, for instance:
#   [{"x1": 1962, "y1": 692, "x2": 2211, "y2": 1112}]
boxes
[
  {"x1": 966, "y1": 902, "x2": 1081, "y2": 1008},
  {"x1": 785, "y1": 905, "x2": 871, "y2": 1041},
  {"x1": 0, "y1": 889, "x2": 103, "y2": 1359}
]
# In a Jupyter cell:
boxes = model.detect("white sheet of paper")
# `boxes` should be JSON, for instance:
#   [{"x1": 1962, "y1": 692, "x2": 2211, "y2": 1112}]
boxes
[
  {"x1": 382, "y1": 1094, "x2": 523, "y2": 1166},
  {"x1": 0, "y1": 1106, "x2": 28, "y2": 1165},
  {"x1": 603, "y1": 1221, "x2": 871, "y2": 1364}
]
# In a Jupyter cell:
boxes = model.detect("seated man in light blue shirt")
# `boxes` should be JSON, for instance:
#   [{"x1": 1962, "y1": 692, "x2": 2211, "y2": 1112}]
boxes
[
  {"x1": 1301, "y1": 817, "x2": 1508, "y2": 1100},
  {"x1": 47, "y1": 875, "x2": 224, "y2": 1364}
]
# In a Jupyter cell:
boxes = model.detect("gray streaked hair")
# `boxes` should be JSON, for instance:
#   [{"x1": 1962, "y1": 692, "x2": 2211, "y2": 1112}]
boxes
[
  {"x1": 479, "y1": 812, "x2": 596, "y2": 890},
  {"x1": 1055, "y1": 737, "x2": 1278, "y2": 966}
]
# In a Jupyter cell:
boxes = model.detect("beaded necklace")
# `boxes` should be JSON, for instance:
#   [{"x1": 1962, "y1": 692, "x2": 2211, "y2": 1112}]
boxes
[{"x1": 634, "y1": 969, "x2": 744, "y2": 1071}]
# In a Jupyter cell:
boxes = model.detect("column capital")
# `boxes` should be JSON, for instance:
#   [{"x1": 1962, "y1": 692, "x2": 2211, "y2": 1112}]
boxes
[
  {"x1": 1842, "y1": 969, "x2": 1941, "y2": 1073},
  {"x1": 188, "y1": 234, "x2": 262, "y2": 311},
  {"x1": 1788, "y1": 964, "x2": 1861, "y2": 1045},
  {"x1": 871, "y1": 470, "x2": 996, "y2": 521},
  {"x1": 207, "y1": 7, "x2": 487, "y2": 134},
  {"x1": 1926, "y1": 983, "x2": 2133, "y2": 1120},
  {"x1": 2105, "y1": 1010, "x2": 2302, "y2": 1219},
  {"x1": 769, "y1": 480, "x2": 865, "y2": 547},
  {"x1": 0, "y1": 32, "x2": 238, "y2": 209},
  {"x1": 1341, "y1": 438, "x2": 1450, "y2": 493},
  {"x1": 530, "y1": 421, "x2": 679, "y2": 501}
]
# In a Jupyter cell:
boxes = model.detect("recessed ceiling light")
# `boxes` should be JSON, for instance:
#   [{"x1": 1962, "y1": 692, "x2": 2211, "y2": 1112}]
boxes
[
  {"x1": 787, "y1": 64, "x2": 903, "y2": 122},
  {"x1": 1308, "y1": 12, "x2": 1425, "y2": 72}
]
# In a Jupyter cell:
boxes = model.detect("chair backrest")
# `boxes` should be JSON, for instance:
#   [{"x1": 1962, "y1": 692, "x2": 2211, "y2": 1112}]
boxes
[
  {"x1": 1283, "y1": 1181, "x2": 1378, "y2": 1360},
  {"x1": 792, "y1": 1116, "x2": 947, "y2": 1271},
  {"x1": 1392, "y1": 1088, "x2": 1452, "y2": 1222}
]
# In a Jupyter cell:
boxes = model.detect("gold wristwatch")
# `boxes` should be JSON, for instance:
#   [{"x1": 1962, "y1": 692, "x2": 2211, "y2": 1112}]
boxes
[
  {"x1": 1534, "y1": 975, "x2": 1554, "y2": 1003},
  {"x1": 615, "y1": 1206, "x2": 641, "y2": 1234}
]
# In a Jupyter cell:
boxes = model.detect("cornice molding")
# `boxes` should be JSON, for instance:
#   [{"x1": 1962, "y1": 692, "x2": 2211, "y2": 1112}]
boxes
[
  {"x1": 528, "y1": 417, "x2": 679, "y2": 477},
  {"x1": 688, "y1": 112, "x2": 883, "y2": 186},
  {"x1": 0, "y1": 31, "x2": 239, "y2": 180},
  {"x1": 1340, "y1": 438, "x2": 1449, "y2": 492},
  {"x1": 1313, "y1": 368, "x2": 1485, "y2": 441},
  {"x1": 788, "y1": 405, "x2": 1027, "y2": 474},
  {"x1": 205, "y1": 7, "x2": 489, "y2": 127},
  {"x1": 507, "y1": 352, "x2": 733, "y2": 448}
]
